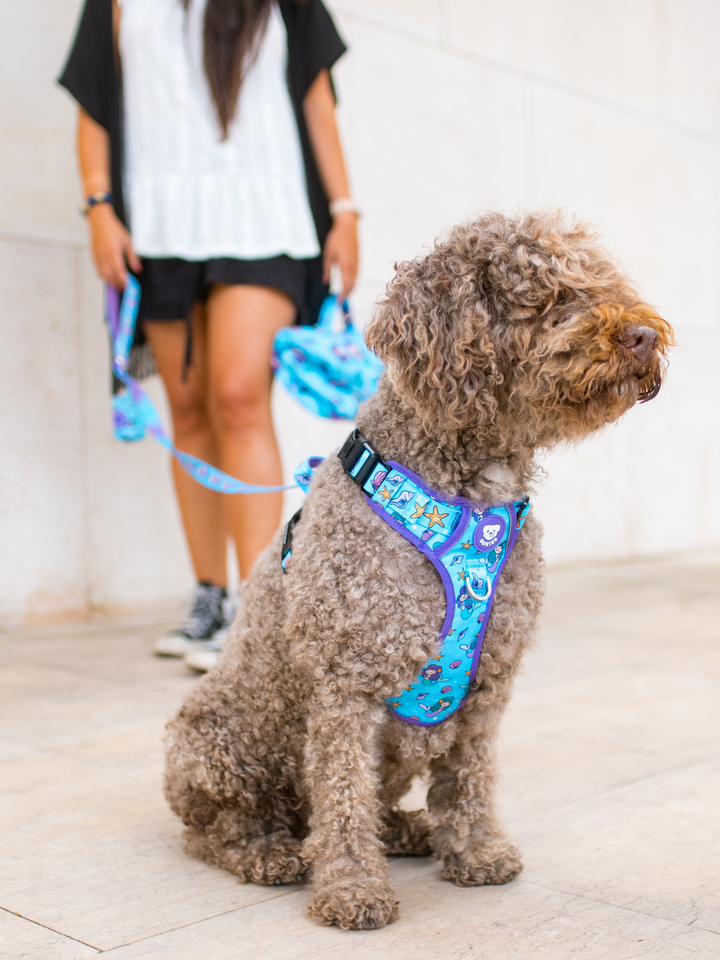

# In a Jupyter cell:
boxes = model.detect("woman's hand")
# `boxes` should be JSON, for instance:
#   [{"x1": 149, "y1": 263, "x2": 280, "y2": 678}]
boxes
[
  {"x1": 323, "y1": 211, "x2": 359, "y2": 299},
  {"x1": 87, "y1": 203, "x2": 142, "y2": 290},
  {"x1": 77, "y1": 108, "x2": 140, "y2": 290}
]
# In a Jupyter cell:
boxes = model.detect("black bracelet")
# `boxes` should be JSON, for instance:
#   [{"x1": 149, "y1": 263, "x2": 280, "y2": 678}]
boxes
[{"x1": 80, "y1": 191, "x2": 113, "y2": 217}]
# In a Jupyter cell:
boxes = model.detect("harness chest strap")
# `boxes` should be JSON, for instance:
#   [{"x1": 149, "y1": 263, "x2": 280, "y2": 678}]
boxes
[{"x1": 284, "y1": 430, "x2": 530, "y2": 726}]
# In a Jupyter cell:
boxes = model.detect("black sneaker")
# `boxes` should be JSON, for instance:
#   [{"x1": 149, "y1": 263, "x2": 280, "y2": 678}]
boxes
[
  {"x1": 184, "y1": 592, "x2": 239, "y2": 673},
  {"x1": 153, "y1": 582, "x2": 227, "y2": 657}
]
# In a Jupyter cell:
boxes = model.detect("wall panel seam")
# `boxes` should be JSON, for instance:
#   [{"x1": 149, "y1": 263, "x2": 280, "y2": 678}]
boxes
[{"x1": 333, "y1": 7, "x2": 715, "y2": 142}]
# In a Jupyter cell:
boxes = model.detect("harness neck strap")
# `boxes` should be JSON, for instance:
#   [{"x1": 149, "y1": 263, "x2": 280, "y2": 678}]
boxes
[
  {"x1": 339, "y1": 429, "x2": 530, "y2": 554},
  {"x1": 339, "y1": 428, "x2": 469, "y2": 554}
]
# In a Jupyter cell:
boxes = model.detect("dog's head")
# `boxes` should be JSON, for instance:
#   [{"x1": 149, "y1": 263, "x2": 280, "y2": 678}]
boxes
[{"x1": 366, "y1": 212, "x2": 673, "y2": 452}]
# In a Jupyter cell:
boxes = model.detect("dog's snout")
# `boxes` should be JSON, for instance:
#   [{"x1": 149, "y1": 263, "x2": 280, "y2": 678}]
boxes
[{"x1": 620, "y1": 325, "x2": 659, "y2": 366}]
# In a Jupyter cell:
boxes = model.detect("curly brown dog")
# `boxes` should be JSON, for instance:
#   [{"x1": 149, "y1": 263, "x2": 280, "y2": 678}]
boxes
[{"x1": 164, "y1": 211, "x2": 672, "y2": 930}]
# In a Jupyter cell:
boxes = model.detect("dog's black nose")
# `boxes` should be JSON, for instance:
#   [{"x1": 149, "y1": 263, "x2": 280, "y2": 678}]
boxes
[{"x1": 620, "y1": 325, "x2": 659, "y2": 366}]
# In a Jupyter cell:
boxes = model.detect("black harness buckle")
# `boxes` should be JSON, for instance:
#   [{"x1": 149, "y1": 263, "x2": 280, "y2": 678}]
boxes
[
  {"x1": 284, "y1": 431, "x2": 387, "y2": 574},
  {"x1": 338, "y1": 429, "x2": 387, "y2": 491},
  {"x1": 281, "y1": 507, "x2": 302, "y2": 574}
]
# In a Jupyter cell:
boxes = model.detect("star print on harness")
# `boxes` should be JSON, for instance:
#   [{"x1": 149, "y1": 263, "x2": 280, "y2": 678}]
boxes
[{"x1": 285, "y1": 430, "x2": 530, "y2": 727}]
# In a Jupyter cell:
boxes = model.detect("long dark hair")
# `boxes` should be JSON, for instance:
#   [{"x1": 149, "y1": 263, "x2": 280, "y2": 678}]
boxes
[{"x1": 181, "y1": 0, "x2": 275, "y2": 139}]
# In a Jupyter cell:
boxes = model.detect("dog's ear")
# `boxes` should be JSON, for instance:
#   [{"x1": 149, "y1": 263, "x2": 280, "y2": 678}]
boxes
[{"x1": 365, "y1": 254, "x2": 503, "y2": 429}]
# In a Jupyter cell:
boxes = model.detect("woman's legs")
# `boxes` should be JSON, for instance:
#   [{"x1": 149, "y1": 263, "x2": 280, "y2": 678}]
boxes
[
  {"x1": 205, "y1": 283, "x2": 296, "y2": 580},
  {"x1": 144, "y1": 307, "x2": 229, "y2": 587}
]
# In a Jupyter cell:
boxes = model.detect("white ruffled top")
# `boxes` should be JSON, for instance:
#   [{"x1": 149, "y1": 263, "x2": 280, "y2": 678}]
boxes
[{"x1": 119, "y1": 0, "x2": 320, "y2": 261}]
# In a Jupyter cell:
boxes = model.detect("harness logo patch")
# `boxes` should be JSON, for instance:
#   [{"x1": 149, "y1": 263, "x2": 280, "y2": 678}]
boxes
[{"x1": 473, "y1": 513, "x2": 507, "y2": 551}]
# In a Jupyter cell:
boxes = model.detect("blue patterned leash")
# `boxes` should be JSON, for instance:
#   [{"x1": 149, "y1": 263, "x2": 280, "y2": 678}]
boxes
[{"x1": 107, "y1": 276, "x2": 306, "y2": 494}]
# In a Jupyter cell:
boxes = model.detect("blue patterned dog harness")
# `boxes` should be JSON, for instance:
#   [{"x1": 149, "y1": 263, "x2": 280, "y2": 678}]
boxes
[{"x1": 282, "y1": 431, "x2": 530, "y2": 727}]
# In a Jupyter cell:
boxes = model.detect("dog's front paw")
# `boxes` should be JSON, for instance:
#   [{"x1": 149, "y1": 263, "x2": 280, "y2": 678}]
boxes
[
  {"x1": 441, "y1": 839, "x2": 523, "y2": 887},
  {"x1": 308, "y1": 876, "x2": 399, "y2": 930}
]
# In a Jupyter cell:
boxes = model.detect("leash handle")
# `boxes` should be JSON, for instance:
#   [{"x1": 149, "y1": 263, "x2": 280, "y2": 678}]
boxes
[{"x1": 317, "y1": 293, "x2": 352, "y2": 331}]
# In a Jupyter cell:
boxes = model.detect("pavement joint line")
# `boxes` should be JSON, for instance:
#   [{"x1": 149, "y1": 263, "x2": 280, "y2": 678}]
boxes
[
  {"x1": 91, "y1": 862, "x2": 438, "y2": 953},
  {"x1": 519, "y1": 880, "x2": 719, "y2": 936},
  {"x1": 94, "y1": 887, "x2": 305, "y2": 953},
  {"x1": 0, "y1": 904, "x2": 101, "y2": 953},
  {"x1": 507, "y1": 754, "x2": 720, "y2": 831}
]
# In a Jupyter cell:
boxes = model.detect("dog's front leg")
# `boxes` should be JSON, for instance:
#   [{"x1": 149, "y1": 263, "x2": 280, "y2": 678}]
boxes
[
  {"x1": 429, "y1": 699, "x2": 522, "y2": 887},
  {"x1": 428, "y1": 515, "x2": 542, "y2": 886},
  {"x1": 303, "y1": 693, "x2": 399, "y2": 930}
]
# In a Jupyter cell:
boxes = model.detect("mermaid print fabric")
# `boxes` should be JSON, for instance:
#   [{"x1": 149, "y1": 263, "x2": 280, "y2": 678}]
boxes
[
  {"x1": 357, "y1": 460, "x2": 530, "y2": 726},
  {"x1": 272, "y1": 295, "x2": 384, "y2": 420}
]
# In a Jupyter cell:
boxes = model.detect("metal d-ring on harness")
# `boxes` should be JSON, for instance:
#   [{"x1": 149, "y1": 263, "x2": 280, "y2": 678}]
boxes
[
  {"x1": 281, "y1": 429, "x2": 531, "y2": 727},
  {"x1": 464, "y1": 574, "x2": 491, "y2": 602}
]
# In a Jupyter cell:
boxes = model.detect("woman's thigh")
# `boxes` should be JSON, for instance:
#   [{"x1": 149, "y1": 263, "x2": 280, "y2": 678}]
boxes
[
  {"x1": 206, "y1": 284, "x2": 296, "y2": 431},
  {"x1": 143, "y1": 304, "x2": 208, "y2": 431}
]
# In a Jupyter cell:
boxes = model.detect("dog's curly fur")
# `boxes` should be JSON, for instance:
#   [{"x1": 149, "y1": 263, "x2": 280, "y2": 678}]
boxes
[{"x1": 164, "y1": 212, "x2": 672, "y2": 930}]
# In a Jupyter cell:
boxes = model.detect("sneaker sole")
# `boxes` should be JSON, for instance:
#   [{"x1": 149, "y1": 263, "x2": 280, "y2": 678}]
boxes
[
  {"x1": 184, "y1": 652, "x2": 219, "y2": 673},
  {"x1": 153, "y1": 638, "x2": 209, "y2": 658}
]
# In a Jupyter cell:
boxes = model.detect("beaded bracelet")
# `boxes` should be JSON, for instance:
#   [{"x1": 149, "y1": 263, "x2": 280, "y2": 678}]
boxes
[
  {"x1": 80, "y1": 191, "x2": 113, "y2": 216},
  {"x1": 329, "y1": 197, "x2": 360, "y2": 219}
]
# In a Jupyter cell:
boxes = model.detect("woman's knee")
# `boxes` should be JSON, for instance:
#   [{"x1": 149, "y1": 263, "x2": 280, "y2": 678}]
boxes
[{"x1": 210, "y1": 376, "x2": 269, "y2": 435}]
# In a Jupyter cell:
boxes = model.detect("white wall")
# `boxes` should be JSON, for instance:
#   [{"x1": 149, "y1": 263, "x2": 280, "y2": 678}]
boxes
[
  {"x1": 1, "y1": 0, "x2": 719, "y2": 624},
  {"x1": 335, "y1": 0, "x2": 720, "y2": 563}
]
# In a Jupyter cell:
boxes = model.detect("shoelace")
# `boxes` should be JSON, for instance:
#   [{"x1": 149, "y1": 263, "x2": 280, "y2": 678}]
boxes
[{"x1": 177, "y1": 587, "x2": 225, "y2": 640}]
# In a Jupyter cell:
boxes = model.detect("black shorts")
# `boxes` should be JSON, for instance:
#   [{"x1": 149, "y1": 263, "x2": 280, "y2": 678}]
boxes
[{"x1": 136, "y1": 254, "x2": 326, "y2": 328}]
